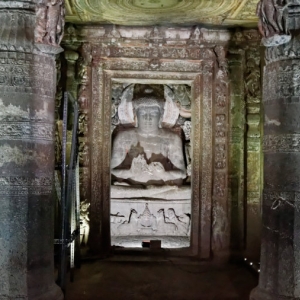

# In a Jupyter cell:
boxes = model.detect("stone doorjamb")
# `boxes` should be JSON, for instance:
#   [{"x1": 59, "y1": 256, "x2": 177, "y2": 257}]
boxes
[{"x1": 90, "y1": 66, "x2": 214, "y2": 257}]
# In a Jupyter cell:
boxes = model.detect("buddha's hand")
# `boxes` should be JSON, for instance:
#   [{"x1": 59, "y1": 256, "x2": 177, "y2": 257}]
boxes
[
  {"x1": 148, "y1": 162, "x2": 165, "y2": 177},
  {"x1": 130, "y1": 154, "x2": 152, "y2": 174}
]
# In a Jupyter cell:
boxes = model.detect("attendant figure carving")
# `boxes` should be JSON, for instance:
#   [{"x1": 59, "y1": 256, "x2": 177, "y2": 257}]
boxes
[
  {"x1": 256, "y1": 0, "x2": 290, "y2": 46},
  {"x1": 35, "y1": 0, "x2": 65, "y2": 46},
  {"x1": 80, "y1": 200, "x2": 90, "y2": 246}
]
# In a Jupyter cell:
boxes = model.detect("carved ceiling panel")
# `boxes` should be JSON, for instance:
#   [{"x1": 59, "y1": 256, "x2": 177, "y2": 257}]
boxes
[{"x1": 65, "y1": 0, "x2": 258, "y2": 27}]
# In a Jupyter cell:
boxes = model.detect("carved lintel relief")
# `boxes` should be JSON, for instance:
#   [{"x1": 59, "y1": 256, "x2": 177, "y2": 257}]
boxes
[{"x1": 64, "y1": 25, "x2": 231, "y2": 258}]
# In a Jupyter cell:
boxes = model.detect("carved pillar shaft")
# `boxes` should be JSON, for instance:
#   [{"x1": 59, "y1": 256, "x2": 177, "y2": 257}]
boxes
[
  {"x1": 228, "y1": 49, "x2": 246, "y2": 252},
  {"x1": 0, "y1": 1, "x2": 63, "y2": 299},
  {"x1": 251, "y1": 22, "x2": 300, "y2": 300},
  {"x1": 244, "y1": 47, "x2": 262, "y2": 262}
]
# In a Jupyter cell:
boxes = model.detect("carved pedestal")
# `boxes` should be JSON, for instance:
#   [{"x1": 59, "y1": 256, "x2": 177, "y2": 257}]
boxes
[
  {"x1": 0, "y1": 1, "x2": 63, "y2": 299},
  {"x1": 251, "y1": 35, "x2": 300, "y2": 300}
]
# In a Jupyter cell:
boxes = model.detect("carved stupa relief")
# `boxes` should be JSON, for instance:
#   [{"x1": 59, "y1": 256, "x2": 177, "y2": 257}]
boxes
[{"x1": 111, "y1": 203, "x2": 191, "y2": 237}]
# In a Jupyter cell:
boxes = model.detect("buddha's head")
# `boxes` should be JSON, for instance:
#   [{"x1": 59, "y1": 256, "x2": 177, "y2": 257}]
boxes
[{"x1": 133, "y1": 88, "x2": 164, "y2": 131}]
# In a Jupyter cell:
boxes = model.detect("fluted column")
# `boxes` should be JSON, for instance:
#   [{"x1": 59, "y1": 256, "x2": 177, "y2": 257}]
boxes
[
  {"x1": 251, "y1": 1, "x2": 300, "y2": 299},
  {"x1": 0, "y1": 1, "x2": 64, "y2": 299}
]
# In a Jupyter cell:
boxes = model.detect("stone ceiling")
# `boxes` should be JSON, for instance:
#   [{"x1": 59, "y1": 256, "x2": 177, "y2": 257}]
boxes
[{"x1": 65, "y1": 0, "x2": 258, "y2": 27}]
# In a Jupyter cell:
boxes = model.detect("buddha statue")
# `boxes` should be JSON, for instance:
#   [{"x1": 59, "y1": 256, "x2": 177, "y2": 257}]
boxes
[{"x1": 111, "y1": 86, "x2": 187, "y2": 186}]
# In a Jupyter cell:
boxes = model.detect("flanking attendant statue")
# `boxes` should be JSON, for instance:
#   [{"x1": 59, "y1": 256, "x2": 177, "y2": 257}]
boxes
[{"x1": 111, "y1": 85, "x2": 186, "y2": 186}]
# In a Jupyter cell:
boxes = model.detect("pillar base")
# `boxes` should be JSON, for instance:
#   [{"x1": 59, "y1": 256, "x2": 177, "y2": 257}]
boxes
[
  {"x1": 250, "y1": 287, "x2": 299, "y2": 300},
  {"x1": 29, "y1": 283, "x2": 63, "y2": 300}
]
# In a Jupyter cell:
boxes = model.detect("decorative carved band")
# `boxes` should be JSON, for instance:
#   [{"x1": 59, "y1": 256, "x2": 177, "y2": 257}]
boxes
[
  {"x1": 0, "y1": 122, "x2": 53, "y2": 141},
  {"x1": 0, "y1": 176, "x2": 53, "y2": 196},
  {"x1": 0, "y1": 53, "x2": 55, "y2": 94},
  {"x1": 264, "y1": 134, "x2": 300, "y2": 153},
  {"x1": 99, "y1": 46, "x2": 215, "y2": 60}
]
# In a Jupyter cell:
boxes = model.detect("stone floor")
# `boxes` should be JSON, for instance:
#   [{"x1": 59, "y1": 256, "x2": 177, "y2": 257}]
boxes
[{"x1": 65, "y1": 253, "x2": 258, "y2": 300}]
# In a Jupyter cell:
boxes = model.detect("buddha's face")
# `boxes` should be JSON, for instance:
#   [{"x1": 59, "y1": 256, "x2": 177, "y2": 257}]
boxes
[{"x1": 136, "y1": 106, "x2": 160, "y2": 132}]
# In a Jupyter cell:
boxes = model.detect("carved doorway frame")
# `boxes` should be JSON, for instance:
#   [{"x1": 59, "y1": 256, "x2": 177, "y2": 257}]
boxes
[{"x1": 89, "y1": 56, "x2": 221, "y2": 258}]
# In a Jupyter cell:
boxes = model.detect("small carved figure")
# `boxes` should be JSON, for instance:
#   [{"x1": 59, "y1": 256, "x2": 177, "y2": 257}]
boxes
[
  {"x1": 79, "y1": 141, "x2": 89, "y2": 166},
  {"x1": 80, "y1": 200, "x2": 90, "y2": 246},
  {"x1": 256, "y1": 0, "x2": 290, "y2": 45},
  {"x1": 35, "y1": 0, "x2": 65, "y2": 46},
  {"x1": 78, "y1": 85, "x2": 89, "y2": 110},
  {"x1": 212, "y1": 205, "x2": 228, "y2": 251},
  {"x1": 77, "y1": 58, "x2": 88, "y2": 84},
  {"x1": 245, "y1": 58, "x2": 261, "y2": 99},
  {"x1": 35, "y1": 4, "x2": 47, "y2": 43},
  {"x1": 214, "y1": 46, "x2": 228, "y2": 74},
  {"x1": 45, "y1": 0, "x2": 64, "y2": 45},
  {"x1": 78, "y1": 113, "x2": 88, "y2": 135}
]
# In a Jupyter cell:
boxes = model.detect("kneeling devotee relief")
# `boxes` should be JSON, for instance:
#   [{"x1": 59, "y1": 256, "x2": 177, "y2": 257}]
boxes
[{"x1": 110, "y1": 84, "x2": 192, "y2": 244}]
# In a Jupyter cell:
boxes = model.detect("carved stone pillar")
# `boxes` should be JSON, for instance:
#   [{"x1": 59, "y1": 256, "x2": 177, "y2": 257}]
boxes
[
  {"x1": 228, "y1": 47, "x2": 246, "y2": 253},
  {"x1": 244, "y1": 47, "x2": 262, "y2": 262},
  {"x1": 251, "y1": 2, "x2": 300, "y2": 299},
  {"x1": 0, "y1": 1, "x2": 64, "y2": 299}
]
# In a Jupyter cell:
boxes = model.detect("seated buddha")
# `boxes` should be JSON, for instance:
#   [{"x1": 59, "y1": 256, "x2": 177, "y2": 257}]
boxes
[{"x1": 111, "y1": 86, "x2": 187, "y2": 187}]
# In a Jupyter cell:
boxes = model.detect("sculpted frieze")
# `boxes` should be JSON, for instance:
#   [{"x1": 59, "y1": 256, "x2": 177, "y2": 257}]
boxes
[{"x1": 100, "y1": 45, "x2": 216, "y2": 60}]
